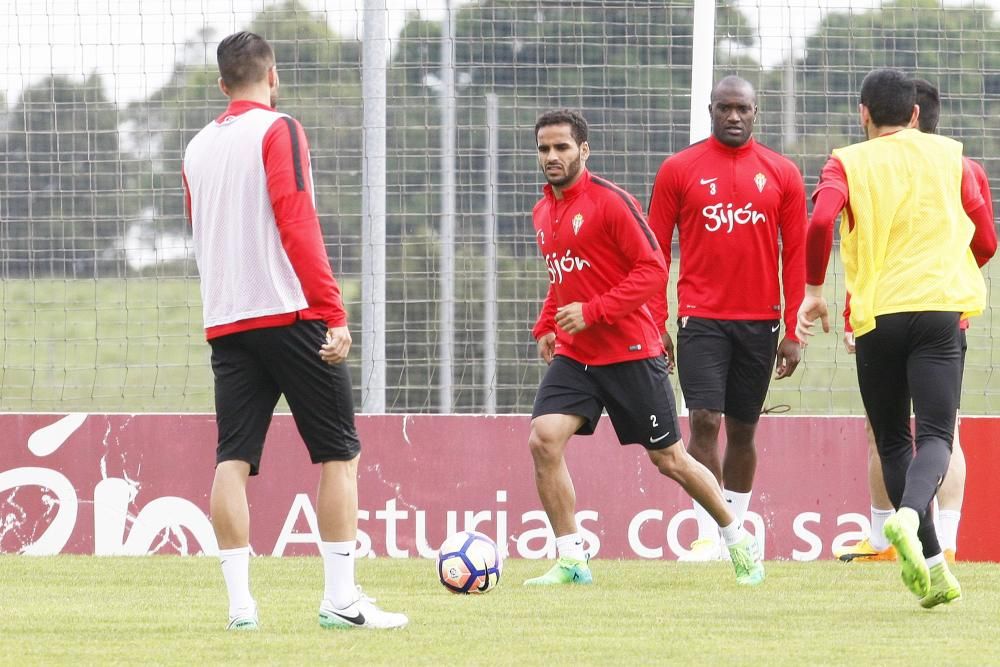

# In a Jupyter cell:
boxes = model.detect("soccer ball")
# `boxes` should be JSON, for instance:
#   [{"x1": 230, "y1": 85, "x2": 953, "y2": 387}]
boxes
[{"x1": 436, "y1": 530, "x2": 503, "y2": 594}]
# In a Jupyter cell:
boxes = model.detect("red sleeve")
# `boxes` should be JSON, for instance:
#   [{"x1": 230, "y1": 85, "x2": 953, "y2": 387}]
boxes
[
  {"x1": 531, "y1": 285, "x2": 558, "y2": 341},
  {"x1": 778, "y1": 163, "x2": 807, "y2": 342},
  {"x1": 580, "y1": 192, "x2": 667, "y2": 327},
  {"x1": 843, "y1": 291, "x2": 853, "y2": 333},
  {"x1": 806, "y1": 157, "x2": 848, "y2": 285},
  {"x1": 263, "y1": 116, "x2": 348, "y2": 328},
  {"x1": 963, "y1": 158, "x2": 997, "y2": 267},
  {"x1": 645, "y1": 160, "x2": 679, "y2": 332}
]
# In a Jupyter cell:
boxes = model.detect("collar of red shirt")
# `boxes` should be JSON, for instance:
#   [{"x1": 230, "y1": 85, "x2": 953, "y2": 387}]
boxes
[
  {"x1": 707, "y1": 134, "x2": 756, "y2": 155},
  {"x1": 215, "y1": 99, "x2": 274, "y2": 124},
  {"x1": 543, "y1": 168, "x2": 592, "y2": 202}
]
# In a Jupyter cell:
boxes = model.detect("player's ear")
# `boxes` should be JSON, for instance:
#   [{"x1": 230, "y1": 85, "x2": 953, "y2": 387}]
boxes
[
  {"x1": 218, "y1": 77, "x2": 230, "y2": 98},
  {"x1": 909, "y1": 104, "x2": 920, "y2": 129},
  {"x1": 580, "y1": 141, "x2": 590, "y2": 162}
]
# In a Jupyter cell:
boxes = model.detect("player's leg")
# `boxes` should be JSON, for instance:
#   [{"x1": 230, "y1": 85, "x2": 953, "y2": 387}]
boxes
[
  {"x1": 936, "y1": 426, "x2": 964, "y2": 561},
  {"x1": 904, "y1": 312, "x2": 962, "y2": 607},
  {"x1": 835, "y1": 419, "x2": 897, "y2": 561},
  {"x1": 675, "y1": 317, "x2": 730, "y2": 558},
  {"x1": 936, "y1": 328, "x2": 968, "y2": 562},
  {"x1": 270, "y1": 320, "x2": 406, "y2": 628},
  {"x1": 599, "y1": 357, "x2": 763, "y2": 585},
  {"x1": 718, "y1": 320, "x2": 779, "y2": 533},
  {"x1": 524, "y1": 356, "x2": 600, "y2": 585},
  {"x1": 209, "y1": 331, "x2": 280, "y2": 630},
  {"x1": 855, "y1": 313, "x2": 930, "y2": 598}
]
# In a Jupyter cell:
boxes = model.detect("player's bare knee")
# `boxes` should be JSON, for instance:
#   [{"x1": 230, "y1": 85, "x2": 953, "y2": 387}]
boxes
[
  {"x1": 689, "y1": 409, "x2": 722, "y2": 438},
  {"x1": 527, "y1": 428, "x2": 562, "y2": 466}
]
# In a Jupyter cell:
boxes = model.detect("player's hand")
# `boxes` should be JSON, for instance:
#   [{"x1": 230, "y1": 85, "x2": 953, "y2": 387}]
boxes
[
  {"x1": 774, "y1": 336, "x2": 801, "y2": 379},
  {"x1": 320, "y1": 326, "x2": 352, "y2": 365},
  {"x1": 555, "y1": 302, "x2": 588, "y2": 335},
  {"x1": 795, "y1": 292, "x2": 829, "y2": 342},
  {"x1": 843, "y1": 331, "x2": 856, "y2": 355},
  {"x1": 661, "y1": 332, "x2": 675, "y2": 373},
  {"x1": 536, "y1": 332, "x2": 556, "y2": 364}
]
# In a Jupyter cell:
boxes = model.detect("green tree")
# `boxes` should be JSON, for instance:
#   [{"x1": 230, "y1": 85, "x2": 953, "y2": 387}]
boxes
[
  {"x1": 1, "y1": 74, "x2": 134, "y2": 277},
  {"x1": 763, "y1": 0, "x2": 1000, "y2": 184}
]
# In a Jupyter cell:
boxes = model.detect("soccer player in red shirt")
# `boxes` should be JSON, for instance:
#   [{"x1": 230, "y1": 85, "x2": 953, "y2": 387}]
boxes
[
  {"x1": 647, "y1": 76, "x2": 807, "y2": 561},
  {"x1": 183, "y1": 32, "x2": 406, "y2": 631},
  {"x1": 523, "y1": 109, "x2": 764, "y2": 587},
  {"x1": 834, "y1": 77, "x2": 997, "y2": 564}
]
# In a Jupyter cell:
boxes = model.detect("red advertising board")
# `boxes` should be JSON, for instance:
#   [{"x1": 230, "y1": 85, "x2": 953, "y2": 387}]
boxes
[{"x1": 0, "y1": 414, "x2": 996, "y2": 561}]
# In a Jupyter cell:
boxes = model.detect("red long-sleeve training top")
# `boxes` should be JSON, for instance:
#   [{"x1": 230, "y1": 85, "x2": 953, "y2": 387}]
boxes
[
  {"x1": 531, "y1": 169, "x2": 667, "y2": 365},
  {"x1": 647, "y1": 135, "x2": 807, "y2": 342}
]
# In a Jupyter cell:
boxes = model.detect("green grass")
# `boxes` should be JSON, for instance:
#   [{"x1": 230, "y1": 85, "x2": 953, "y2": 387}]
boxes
[{"x1": 0, "y1": 556, "x2": 997, "y2": 665}]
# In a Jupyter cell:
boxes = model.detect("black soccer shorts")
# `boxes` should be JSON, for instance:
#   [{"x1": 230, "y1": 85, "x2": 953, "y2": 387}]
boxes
[
  {"x1": 675, "y1": 316, "x2": 779, "y2": 424},
  {"x1": 209, "y1": 319, "x2": 361, "y2": 475},
  {"x1": 532, "y1": 355, "x2": 681, "y2": 450}
]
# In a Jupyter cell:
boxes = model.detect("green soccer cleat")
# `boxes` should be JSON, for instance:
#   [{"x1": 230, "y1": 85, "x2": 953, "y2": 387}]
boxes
[
  {"x1": 523, "y1": 556, "x2": 593, "y2": 586},
  {"x1": 883, "y1": 507, "x2": 930, "y2": 597},
  {"x1": 727, "y1": 534, "x2": 765, "y2": 586},
  {"x1": 920, "y1": 562, "x2": 962, "y2": 609}
]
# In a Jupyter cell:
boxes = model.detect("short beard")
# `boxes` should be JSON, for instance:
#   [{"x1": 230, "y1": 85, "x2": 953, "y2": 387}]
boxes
[{"x1": 545, "y1": 155, "x2": 583, "y2": 187}]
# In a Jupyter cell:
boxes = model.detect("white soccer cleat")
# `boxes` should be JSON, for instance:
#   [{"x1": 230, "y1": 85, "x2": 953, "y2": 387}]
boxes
[
  {"x1": 678, "y1": 537, "x2": 725, "y2": 562},
  {"x1": 226, "y1": 605, "x2": 259, "y2": 631},
  {"x1": 319, "y1": 587, "x2": 408, "y2": 630}
]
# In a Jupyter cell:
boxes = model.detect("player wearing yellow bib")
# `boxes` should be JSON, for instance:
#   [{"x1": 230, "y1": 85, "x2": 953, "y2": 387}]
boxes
[
  {"x1": 834, "y1": 78, "x2": 997, "y2": 565},
  {"x1": 797, "y1": 69, "x2": 995, "y2": 608}
]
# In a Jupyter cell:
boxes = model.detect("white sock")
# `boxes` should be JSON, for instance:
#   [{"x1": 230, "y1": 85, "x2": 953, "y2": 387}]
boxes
[
  {"x1": 926, "y1": 552, "x2": 945, "y2": 568},
  {"x1": 869, "y1": 507, "x2": 894, "y2": 551},
  {"x1": 219, "y1": 546, "x2": 254, "y2": 618},
  {"x1": 723, "y1": 489, "x2": 752, "y2": 527},
  {"x1": 692, "y1": 500, "x2": 720, "y2": 543},
  {"x1": 321, "y1": 540, "x2": 357, "y2": 609},
  {"x1": 555, "y1": 533, "x2": 586, "y2": 561},
  {"x1": 937, "y1": 509, "x2": 961, "y2": 553},
  {"x1": 719, "y1": 520, "x2": 746, "y2": 547}
]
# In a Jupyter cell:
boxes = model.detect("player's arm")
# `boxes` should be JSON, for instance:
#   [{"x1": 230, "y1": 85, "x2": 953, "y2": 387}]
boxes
[
  {"x1": 797, "y1": 156, "x2": 848, "y2": 341},
  {"x1": 774, "y1": 164, "x2": 808, "y2": 377},
  {"x1": 182, "y1": 168, "x2": 193, "y2": 225},
  {"x1": 961, "y1": 158, "x2": 997, "y2": 267},
  {"x1": 842, "y1": 292, "x2": 855, "y2": 354},
  {"x1": 531, "y1": 284, "x2": 559, "y2": 364},
  {"x1": 645, "y1": 161, "x2": 679, "y2": 332},
  {"x1": 646, "y1": 160, "x2": 680, "y2": 368},
  {"x1": 558, "y1": 195, "x2": 667, "y2": 335},
  {"x1": 262, "y1": 117, "x2": 350, "y2": 362}
]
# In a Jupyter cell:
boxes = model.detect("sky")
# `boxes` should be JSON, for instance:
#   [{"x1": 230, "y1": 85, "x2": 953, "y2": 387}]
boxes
[{"x1": 1, "y1": 0, "x2": 996, "y2": 108}]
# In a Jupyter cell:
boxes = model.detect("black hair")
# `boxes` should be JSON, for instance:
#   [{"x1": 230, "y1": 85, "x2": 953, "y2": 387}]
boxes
[
  {"x1": 912, "y1": 77, "x2": 940, "y2": 133},
  {"x1": 859, "y1": 68, "x2": 916, "y2": 127},
  {"x1": 534, "y1": 109, "x2": 588, "y2": 145},
  {"x1": 217, "y1": 31, "x2": 274, "y2": 90}
]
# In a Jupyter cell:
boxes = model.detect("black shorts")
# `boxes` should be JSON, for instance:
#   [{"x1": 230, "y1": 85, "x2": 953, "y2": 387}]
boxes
[
  {"x1": 209, "y1": 319, "x2": 361, "y2": 476},
  {"x1": 675, "y1": 317, "x2": 779, "y2": 424},
  {"x1": 531, "y1": 356, "x2": 681, "y2": 450}
]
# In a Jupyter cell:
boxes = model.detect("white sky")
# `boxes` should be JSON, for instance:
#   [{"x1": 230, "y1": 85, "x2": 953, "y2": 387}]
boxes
[{"x1": 1, "y1": 0, "x2": 996, "y2": 108}]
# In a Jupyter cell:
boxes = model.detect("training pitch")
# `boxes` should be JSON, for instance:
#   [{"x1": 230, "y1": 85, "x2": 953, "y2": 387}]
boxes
[{"x1": 1, "y1": 556, "x2": 997, "y2": 665}]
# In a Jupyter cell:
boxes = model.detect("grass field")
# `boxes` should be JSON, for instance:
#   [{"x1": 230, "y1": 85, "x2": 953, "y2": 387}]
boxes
[{"x1": 1, "y1": 556, "x2": 998, "y2": 665}]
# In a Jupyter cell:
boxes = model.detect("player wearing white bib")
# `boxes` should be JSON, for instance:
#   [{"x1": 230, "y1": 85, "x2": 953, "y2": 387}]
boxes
[{"x1": 184, "y1": 31, "x2": 406, "y2": 631}]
